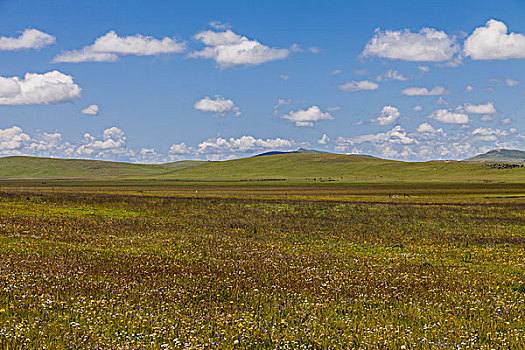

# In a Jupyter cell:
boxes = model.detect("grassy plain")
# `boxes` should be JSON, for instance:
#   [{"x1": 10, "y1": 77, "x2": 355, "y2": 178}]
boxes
[{"x1": 0, "y1": 177, "x2": 524, "y2": 348}]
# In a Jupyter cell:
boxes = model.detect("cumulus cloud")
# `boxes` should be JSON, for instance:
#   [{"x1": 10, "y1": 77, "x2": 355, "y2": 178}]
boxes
[
  {"x1": 330, "y1": 69, "x2": 343, "y2": 75},
  {"x1": 76, "y1": 127, "x2": 133, "y2": 159},
  {"x1": 197, "y1": 135, "x2": 293, "y2": 155},
  {"x1": 0, "y1": 71, "x2": 81, "y2": 105},
  {"x1": 53, "y1": 31, "x2": 185, "y2": 63},
  {"x1": 0, "y1": 126, "x2": 31, "y2": 152},
  {"x1": 194, "y1": 95, "x2": 241, "y2": 116},
  {"x1": 460, "y1": 102, "x2": 496, "y2": 114},
  {"x1": 371, "y1": 105, "x2": 400, "y2": 125},
  {"x1": 427, "y1": 109, "x2": 469, "y2": 124},
  {"x1": 416, "y1": 123, "x2": 438, "y2": 133},
  {"x1": 0, "y1": 29, "x2": 55, "y2": 50},
  {"x1": 362, "y1": 27, "x2": 459, "y2": 62},
  {"x1": 169, "y1": 142, "x2": 191, "y2": 155},
  {"x1": 472, "y1": 127, "x2": 508, "y2": 141},
  {"x1": 402, "y1": 86, "x2": 449, "y2": 96},
  {"x1": 464, "y1": 19, "x2": 525, "y2": 60},
  {"x1": 81, "y1": 104, "x2": 99, "y2": 115},
  {"x1": 338, "y1": 80, "x2": 379, "y2": 92},
  {"x1": 340, "y1": 126, "x2": 416, "y2": 146},
  {"x1": 465, "y1": 85, "x2": 474, "y2": 92},
  {"x1": 376, "y1": 69, "x2": 408, "y2": 82},
  {"x1": 190, "y1": 29, "x2": 289, "y2": 68},
  {"x1": 281, "y1": 105, "x2": 334, "y2": 127},
  {"x1": 413, "y1": 105, "x2": 423, "y2": 112},
  {"x1": 418, "y1": 65, "x2": 430, "y2": 72}
]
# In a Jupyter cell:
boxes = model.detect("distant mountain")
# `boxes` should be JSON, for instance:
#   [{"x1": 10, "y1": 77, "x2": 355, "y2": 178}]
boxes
[
  {"x1": 253, "y1": 148, "x2": 332, "y2": 157},
  {"x1": 465, "y1": 149, "x2": 525, "y2": 163}
]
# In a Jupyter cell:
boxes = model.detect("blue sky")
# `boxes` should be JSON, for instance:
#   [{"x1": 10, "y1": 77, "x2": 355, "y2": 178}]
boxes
[{"x1": 0, "y1": 0, "x2": 524, "y2": 162}]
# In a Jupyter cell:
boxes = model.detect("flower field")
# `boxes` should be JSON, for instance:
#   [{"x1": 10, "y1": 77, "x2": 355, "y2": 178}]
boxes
[{"x1": 1, "y1": 188, "x2": 525, "y2": 348}]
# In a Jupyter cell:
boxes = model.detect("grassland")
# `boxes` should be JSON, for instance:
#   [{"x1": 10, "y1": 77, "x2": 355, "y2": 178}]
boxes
[
  {"x1": 0, "y1": 178, "x2": 525, "y2": 348},
  {"x1": 1, "y1": 153, "x2": 524, "y2": 183}
]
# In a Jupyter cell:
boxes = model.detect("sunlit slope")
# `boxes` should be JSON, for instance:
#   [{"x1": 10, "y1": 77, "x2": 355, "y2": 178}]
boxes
[
  {"x1": 0, "y1": 156, "x2": 205, "y2": 178},
  {"x1": 163, "y1": 153, "x2": 525, "y2": 182}
]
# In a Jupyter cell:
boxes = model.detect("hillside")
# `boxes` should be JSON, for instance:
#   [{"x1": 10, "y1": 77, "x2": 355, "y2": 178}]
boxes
[
  {"x1": 466, "y1": 149, "x2": 525, "y2": 163},
  {"x1": 0, "y1": 156, "x2": 205, "y2": 178},
  {"x1": 160, "y1": 153, "x2": 525, "y2": 182},
  {"x1": 0, "y1": 153, "x2": 524, "y2": 182}
]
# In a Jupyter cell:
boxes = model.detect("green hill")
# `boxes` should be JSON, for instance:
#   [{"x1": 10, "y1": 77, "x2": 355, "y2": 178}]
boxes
[
  {"x1": 0, "y1": 156, "x2": 205, "y2": 178},
  {"x1": 0, "y1": 153, "x2": 524, "y2": 182},
  {"x1": 159, "y1": 153, "x2": 525, "y2": 182},
  {"x1": 466, "y1": 149, "x2": 525, "y2": 163}
]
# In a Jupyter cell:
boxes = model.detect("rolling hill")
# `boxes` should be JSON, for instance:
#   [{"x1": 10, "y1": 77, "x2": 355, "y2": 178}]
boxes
[
  {"x1": 0, "y1": 151, "x2": 524, "y2": 182},
  {"x1": 466, "y1": 149, "x2": 525, "y2": 163},
  {"x1": 0, "y1": 156, "x2": 205, "y2": 178}
]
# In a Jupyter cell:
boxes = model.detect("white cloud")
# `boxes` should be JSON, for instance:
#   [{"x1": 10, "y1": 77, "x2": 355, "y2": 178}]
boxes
[
  {"x1": 53, "y1": 49, "x2": 118, "y2": 63},
  {"x1": 318, "y1": 134, "x2": 330, "y2": 145},
  {"x1": 362, "y1": 27, "x2": 459, "y2": 62},
  {"x1": 490, "y1": 77, "x2": 520, "y2": 87},
  {"x1": 330, "y1": 69, "x2": 343, "y2": 75},
  {"x1": 461, "y1": 102, "x2": 496, "y2": 114},
  {"x1": 427, "y1": 109, "x2": 469, "y2": 124},
  {"x1": 418, "y1": 65, "x2": 430, "y2": 72},
  {"x1": 169, "y1": 142, "x2": 191, "y2": 155},
  {"x1": 480, "y1": 115, "x2": 493, "y2": 122},
  {"x1": 0, "y1": 71, "x2": 81, "y2": 105},
  {"x1": 464, "y1": 19, "x2": 525, "y2": 60},
  {"x1": 81, "y1": 104, "x2": 99, "y2": 115},
  {"x1": 190, "y1": 29, "x2": 289, "y2": 68},
  {"x1": 416, "y1": 123, "x2": 437, "y2": 133},
  {"x1": 0, "y1": 29, "x2": 55, "y2": 50},
  {"x1": 194, "y1": 95, "x2": 241, "y2": 116},
  {"x1": 465, "y1": 85, "x2": 474, "y2": 92},
  {"x1": 53, "y1": 31, "x2": 185, "y2": 63},
  {"x1": 371, "y1": 105, "x2": 400, "y2": 125},
  {"x1": 413, "y1": 105, "x2": 423, "y2": 112},
  {"x1": 280, "y1": 73, "x2": 289, "y2": 80},
  {"x1": 326, "y1": 106, "x2": 341, "y2": 111},
  {"x1": 377, "y1": 69, "x2": 407, "y2": 82},
  {"x1": 501, "y1": 118, "x2": 512, "y2": 125},
  {"x1": 0, "y1": 126, "x2": 31, "y2": 152},
  {"x1": 338, "y1": 80, "x2": 379, "y2": 92},
  {"x1": 339, "y1": 126, "x2": 416, "y2": 146},
  {"x1": 281, "y1": 105, "x2": 334, "y2": 127},
  {"x1": 505, "y1": 78, "x2": 520, "y2": 86},
  {"x1": 209, "y1": 21, "x2": 231, "y2": 30},
  {"x1": 76, "y1": 127, "x2": 133, "y2": 159},
  {"x1": 402, "y1": 86, "x2": 449, "y2": 96},
  {"x1": 197, "y1": 135, "x2": 293, "y2": 155}
]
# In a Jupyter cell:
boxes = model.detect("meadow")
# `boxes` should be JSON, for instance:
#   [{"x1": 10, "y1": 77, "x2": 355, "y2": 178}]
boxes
[{"x1": 1, "y1": 180, "x2": 525, "y2": 349}]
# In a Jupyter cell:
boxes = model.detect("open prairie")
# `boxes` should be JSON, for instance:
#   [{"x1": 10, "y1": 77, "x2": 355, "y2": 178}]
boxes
[{"x1": 1, "y1": 176, "x2": 525, "y2": 348}]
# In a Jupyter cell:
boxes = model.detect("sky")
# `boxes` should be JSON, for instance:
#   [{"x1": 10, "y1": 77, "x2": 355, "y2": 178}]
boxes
[{"x1": 0, "y1": 0, "x2": 524, "y2": 162}]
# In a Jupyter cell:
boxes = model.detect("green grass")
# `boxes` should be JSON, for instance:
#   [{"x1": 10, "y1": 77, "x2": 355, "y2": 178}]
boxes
[
  {"x1": 0, "y1": 156, "x2": 205, "y2": 178},
  {"x1": 161, "y1": 153, "x2": 525, "y2": 182},
  {"x1": 1, "y1": 153, "x2": 524, "y2": 183}
]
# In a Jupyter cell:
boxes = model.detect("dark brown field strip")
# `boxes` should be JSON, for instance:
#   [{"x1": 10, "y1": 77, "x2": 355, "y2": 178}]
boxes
[{"x1": 1, "y1": 190, "x2": 525, "y2": 208}]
